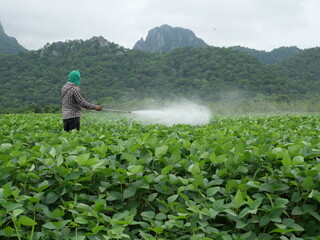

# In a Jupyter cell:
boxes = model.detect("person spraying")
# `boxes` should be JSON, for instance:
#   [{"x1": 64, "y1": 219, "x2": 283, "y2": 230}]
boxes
[{"x1": 61, "y1": 70, "x2": 102, "y2": 131}]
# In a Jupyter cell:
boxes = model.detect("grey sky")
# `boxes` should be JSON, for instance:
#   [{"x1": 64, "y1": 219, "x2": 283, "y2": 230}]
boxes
[{"x1": 0, "y1": 0, "x2": 319, "y2": 51}]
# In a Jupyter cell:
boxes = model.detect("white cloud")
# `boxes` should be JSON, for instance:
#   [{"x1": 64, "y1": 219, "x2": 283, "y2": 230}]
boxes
[{"x1": 0, "y1": 0, "x2": 319, "y2": 51}]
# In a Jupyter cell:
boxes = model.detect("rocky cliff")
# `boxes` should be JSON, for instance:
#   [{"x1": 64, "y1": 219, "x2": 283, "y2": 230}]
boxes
[{"x1": 133, "y1": 24, "x2": 208, "y2": 53}]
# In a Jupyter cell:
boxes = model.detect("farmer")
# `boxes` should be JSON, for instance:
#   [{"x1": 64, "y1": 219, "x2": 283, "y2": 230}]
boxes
[{"x1": 61, "y1": 70, "x2": 102, "y2": 131}]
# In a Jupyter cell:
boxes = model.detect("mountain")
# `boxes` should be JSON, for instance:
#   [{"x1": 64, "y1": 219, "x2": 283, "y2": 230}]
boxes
[
  {"x1": 276, "y1": 47, "x2": 320, "y2": 83},
  {"x1": 37, "y1": 36, "x2": 127, "y2": 57},
  {"x1": 2, "y1": 35, "x2": 319, "y2": 113},
  {"x1": 133, "y1": 24, "x2": 208, "y2": 53},
  {"x1": 0, "y1": 22, "x2": 28, "y2": 54},
  {"x1": 231, "y1": 46, "x2": 302, "y2": 64}
]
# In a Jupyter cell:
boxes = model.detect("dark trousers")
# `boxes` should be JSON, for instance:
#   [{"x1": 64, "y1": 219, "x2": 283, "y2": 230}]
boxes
[{"x1": 63, "y1": 117, "x2": 80, "y2": 131}]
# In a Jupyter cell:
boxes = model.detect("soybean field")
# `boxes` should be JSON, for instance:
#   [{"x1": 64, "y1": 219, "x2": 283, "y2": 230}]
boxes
[{"x1": 0, "y1": 113, "x2": 320, "y2": 240}]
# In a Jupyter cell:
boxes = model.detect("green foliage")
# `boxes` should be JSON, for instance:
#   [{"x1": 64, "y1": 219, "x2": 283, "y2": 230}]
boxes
[
  {"x1": 276, "y1": 47, "x2": 320, "y2": 83},
  {"x1": 1, "y1": 113, "x2": 320, "y2": 239},
  {"x1": 1, "y1": 38, "x2": 320, "y2": 113},
  {"x1": 231, "y1": 46, "x2": 302, "y2": 64}
]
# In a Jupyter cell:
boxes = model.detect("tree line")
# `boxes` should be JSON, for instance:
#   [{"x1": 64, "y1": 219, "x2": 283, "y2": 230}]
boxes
[{"x1": 0, "y1": 38, "x2": 320, "y2": 113}]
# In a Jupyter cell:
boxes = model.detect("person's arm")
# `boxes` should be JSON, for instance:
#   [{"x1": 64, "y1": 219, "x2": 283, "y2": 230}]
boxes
[{"x1": 73, "y1": 88, "x2": 102, "y2": 111}]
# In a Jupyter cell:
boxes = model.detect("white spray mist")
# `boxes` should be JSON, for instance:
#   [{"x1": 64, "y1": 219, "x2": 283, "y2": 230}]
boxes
[{"x1": 132, "y1": 100, "x2": 212, "y2": 126}]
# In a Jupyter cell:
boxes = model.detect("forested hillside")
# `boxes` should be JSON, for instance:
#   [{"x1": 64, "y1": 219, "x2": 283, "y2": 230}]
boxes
[
  {"x1": 231, "y1": 46, "x2": 302, "y2": 64},
  {"x1": 0, "y1": 37, "x2": 319, "y2": 113},
  {"x1": 276, "y1": 47, "x2": 320, "y2": 82}
]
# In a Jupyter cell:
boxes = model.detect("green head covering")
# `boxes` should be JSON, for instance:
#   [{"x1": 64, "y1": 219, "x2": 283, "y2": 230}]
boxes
[{"x1": 68, "y1": 70, "x2": 81, "y2": 85}]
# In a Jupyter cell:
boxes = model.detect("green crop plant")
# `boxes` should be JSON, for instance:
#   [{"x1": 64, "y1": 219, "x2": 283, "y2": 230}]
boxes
[{"x1": 0, "y1": 113, "x2": 320, "y2": 239}]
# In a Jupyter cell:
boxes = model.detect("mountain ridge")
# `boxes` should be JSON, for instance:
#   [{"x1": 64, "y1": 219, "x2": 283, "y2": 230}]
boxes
[
  {"x1": 0, "y1": 36, "x2": 319, "y2": 113},
  {"x1": 133, "y1": 24, "x2": 208, "y2": 53},
  {"x1": 231, "y1": 46, "x2": 302, "y2": 64},
  {"x1": 1, "y1": 24, "x2": 320, "y2": 113},
  {"x1": 0, "y1": 22, "x2": 28, "y2": 54}
]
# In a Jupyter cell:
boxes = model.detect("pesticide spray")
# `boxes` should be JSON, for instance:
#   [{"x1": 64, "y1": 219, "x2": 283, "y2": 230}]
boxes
[{"x1": 131, "y1": 101, "x2": 212, "y2": 126}]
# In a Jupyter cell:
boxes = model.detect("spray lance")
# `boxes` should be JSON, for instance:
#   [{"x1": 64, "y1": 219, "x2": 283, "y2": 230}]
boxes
[{"x1": 101, "y1": 108, "x2": 132, "y2": 113}]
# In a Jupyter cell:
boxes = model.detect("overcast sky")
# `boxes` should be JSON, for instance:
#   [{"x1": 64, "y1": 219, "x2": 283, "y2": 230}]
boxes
[{"x1": 0, "y1": 0, "x2": 319, "y2": 51}]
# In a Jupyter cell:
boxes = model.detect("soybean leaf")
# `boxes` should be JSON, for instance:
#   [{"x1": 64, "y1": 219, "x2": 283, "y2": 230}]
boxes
[
  {"x1": 233, "y1": 190, "x2": 245, "y2": 208},
  {"x1": 302, "y1": 176, "x2": 314, "y2": 191},
  {"x1": 18, "y1": 216, "x2": 37, "y2": 226},
  {"x1": 206, "y1": 187, "x2": 220, "y2": 197},
  {"x1": 1, "y1": 202, "x2": 23, "y2": 212},
  {"x1": 75, "y1": 154, "x2": 90, "y2": 166},
  {"x1": 141, "y1": 211, "x2": 155, "y2": 218},
  {"x1": 155, "y1": 145, "x2": 168, "y2": 157},
  {"x1": 123, "y1": 186, "x2": 136, "y2": 199},
  {"x1": 106, "y1": 191, "x2": 123, "y2": 201},
  {"x1": 167, "y1": 194, "x2": 179, "y2": 204},
  {"x1": 3, "y1": 226, "x2": 14, "y2": 237}
]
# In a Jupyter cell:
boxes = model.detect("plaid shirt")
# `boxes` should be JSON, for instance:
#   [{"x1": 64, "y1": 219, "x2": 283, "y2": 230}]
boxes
[{"x1": 61, "y1": 82, "x2": 96, "y2": 119}]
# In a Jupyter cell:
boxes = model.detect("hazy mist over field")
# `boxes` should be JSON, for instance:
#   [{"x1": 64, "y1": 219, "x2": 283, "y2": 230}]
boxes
[{"x1": 132, "y1": 100, "x2": 212, "y2": 126}]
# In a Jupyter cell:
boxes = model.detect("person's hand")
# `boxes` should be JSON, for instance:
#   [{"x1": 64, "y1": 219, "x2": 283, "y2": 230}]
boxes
[{"x1": 95, "y1": 105, "x2": 102, "y2": 111}]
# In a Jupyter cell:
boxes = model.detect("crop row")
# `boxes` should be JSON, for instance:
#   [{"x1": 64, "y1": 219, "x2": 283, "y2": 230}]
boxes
[{"x1": 0, "y1": 113, "x2": 320, "y2": 239}]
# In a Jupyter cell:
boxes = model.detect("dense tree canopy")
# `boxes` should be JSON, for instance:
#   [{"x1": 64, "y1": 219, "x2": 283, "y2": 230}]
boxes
[
  {"x1": 0, "y1": 38, "x2": 319, "y2": 113},
  {"x1": 231, "y1": 46, "x2": 302, "y2": 64}
]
